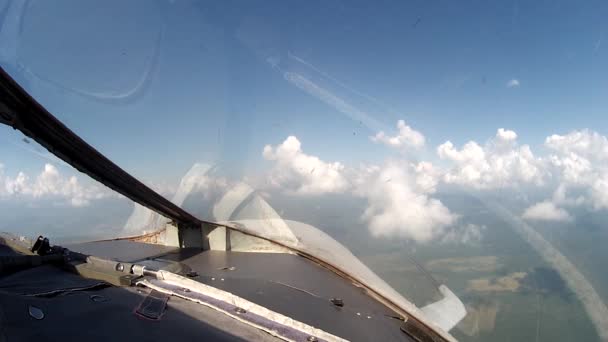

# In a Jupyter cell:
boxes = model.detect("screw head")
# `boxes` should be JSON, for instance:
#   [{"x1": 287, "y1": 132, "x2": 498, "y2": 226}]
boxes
[{"x1": 330, "y1": 298, "x2": 344, "y2": 307}]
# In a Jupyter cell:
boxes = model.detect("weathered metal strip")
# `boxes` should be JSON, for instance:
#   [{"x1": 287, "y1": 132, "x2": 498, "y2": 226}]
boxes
[{"x1": 140, "y1": 278, "x2": 344, "y2": 342}]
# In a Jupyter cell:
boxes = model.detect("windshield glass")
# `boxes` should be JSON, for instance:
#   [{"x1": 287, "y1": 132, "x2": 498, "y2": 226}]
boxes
[{"x1": 2, "y1": 1, "x2": 608, "y2": 341}]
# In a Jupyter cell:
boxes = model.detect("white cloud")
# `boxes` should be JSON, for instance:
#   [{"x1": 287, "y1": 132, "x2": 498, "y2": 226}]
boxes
[
  {"x1": 3, "y1": 171, "x2": 29, "y2": 196},
  {"x1": 354, "y1": 161, "x2": 457, "y2": 242},
  {"x1": 506, "y1": 79, "x2": 520, "y2": 88},
  {"x1": 262, "y1": 128, "x2": 608, "y2": 242},
  {"x1": 414, "y1": 161, "x2": 441, "y2": 193},
  {"x1": 496, "y1": 128, "x2": 518, "y2": 142},
  {"x1": 436, "y1": 128, "x2": 608, "y2": 214},
  {"x1": 371, "y1": 120, "x2": 425, "y2": 149},
  {"x1": 522, "y1": 201, "x2": 573, "y2": 222},
  {"x1": 547, "y1": 152, "x2": 592, "y2": 185},
  {"x1": 545, "y1": 130, "x2": 608, "y2": 210},
  {"x1": 438, "y1": 129, "x2": 544, "y2": 189},
  {"x1": 436, "y1": 128, "x2": 608, "y2": 215},
  {"x1": 262, "y1": 136, "x2": 350, "y2": 195},
  {"x1": 0, "y1": 163, "x2": 110, "y2": 207},
  {"x1": 546, "y1": 130, "x2": 608, "y2": 160},
  {"x1": 262, "y1": 136, "x2": 457, "y2": 242}
]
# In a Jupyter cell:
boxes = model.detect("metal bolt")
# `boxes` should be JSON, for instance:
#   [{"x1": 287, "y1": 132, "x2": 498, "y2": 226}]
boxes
[
  {"x1": 307, "y1": 336, "x2": 318, "y2": 342},
  {"x1": 115, "y1": 263, "x2": 124, "y2": 272},
  {"x1": 235, "y1": 307, "x2": 247, "y2": 314},
  {"x1": 330, "y1": 298, "x2": 344, "y2": 307}
]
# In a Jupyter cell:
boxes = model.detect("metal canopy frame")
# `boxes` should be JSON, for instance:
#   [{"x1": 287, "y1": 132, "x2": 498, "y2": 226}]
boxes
[{"x1": 0, "y1": 67, "x2": 211, "y2": 229}]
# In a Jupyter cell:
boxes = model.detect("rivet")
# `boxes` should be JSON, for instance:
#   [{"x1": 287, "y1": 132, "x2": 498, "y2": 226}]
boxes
[{"x1": 330, "y1": 298, "x2": 344, "y2": 307}]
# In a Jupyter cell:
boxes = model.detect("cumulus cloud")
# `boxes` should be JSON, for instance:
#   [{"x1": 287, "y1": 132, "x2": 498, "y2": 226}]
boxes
[
  {"x1": 436, "y1": 128, "x2": 608, "y2": 214},
  {"x1": 371, "y1": 120, "x2": 426, "y2": 150},
  {"x1": 506, "y1": 79, "x2": 520, "y2": 88},
  {"x1": 545, "y1": 130, "x2": 608, "y2": 159},
  {"x1": 545, "y1": 130, "x2": 608, "y2": 210},
  {"x1": 0, "y1": 163, "x2": 110, "y2": 207},
  {"x1": 438, "y1": 128, "x2": 544, "y2": 189},
  {"x1": 262, "y1": 128, "x2": 608, "y2": 242},
  {"x1": 434, "y1": 127, "x2": 608, "y2": 219},
  {"x1": 262, "y1": 136, "x2": 457, "y2": 242},
  {"x1": 496, "y1": 128, "x2": 518, "y2": 142},
  {"x1": 262, "y1": 136, "x2": 350, "y2": 194},
  {"x1": 355, "y1": 161, "x2": 458, "y2": 242},
  {"x1": 522, "y1": 201, "x2": 573, "y2": 222}
]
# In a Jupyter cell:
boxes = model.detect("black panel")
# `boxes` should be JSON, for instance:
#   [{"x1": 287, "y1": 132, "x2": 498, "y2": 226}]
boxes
[
  {"x1": 171, "y1": 251, "x2": 411, "y2": 341},
  {"x1": 67, "y1": 241, "x2": 415, "y2": 341}
]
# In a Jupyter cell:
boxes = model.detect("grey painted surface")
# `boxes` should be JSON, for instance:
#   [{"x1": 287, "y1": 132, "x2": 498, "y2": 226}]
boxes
[{"x1": 2, "y1": 240, "x2": 412, "y2": 341}]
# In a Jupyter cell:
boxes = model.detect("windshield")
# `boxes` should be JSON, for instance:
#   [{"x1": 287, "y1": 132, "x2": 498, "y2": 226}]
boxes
[{"x1": 2, "y1": 1, "x2": 608, "y2": 341}]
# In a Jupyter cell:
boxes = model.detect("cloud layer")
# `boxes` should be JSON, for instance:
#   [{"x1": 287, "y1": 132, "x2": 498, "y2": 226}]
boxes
[
  {"x1": 545, "y1": 130, "x2": 608, "y2": 210},
  {"x1": 6, "y1": 121, "x2": 608, "y2": 244},
  {"x1": 0, "y1": 163, "x2": 110, "y2": 207},
  {"x1": 263, "y1": 123, "x2": 608, "y2": 242}
]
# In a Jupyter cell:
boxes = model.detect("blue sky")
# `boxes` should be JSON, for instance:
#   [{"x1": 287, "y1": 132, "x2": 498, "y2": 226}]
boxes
[{"x1": 1, "y1": 0, "x2": 607, "y2": 184}]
